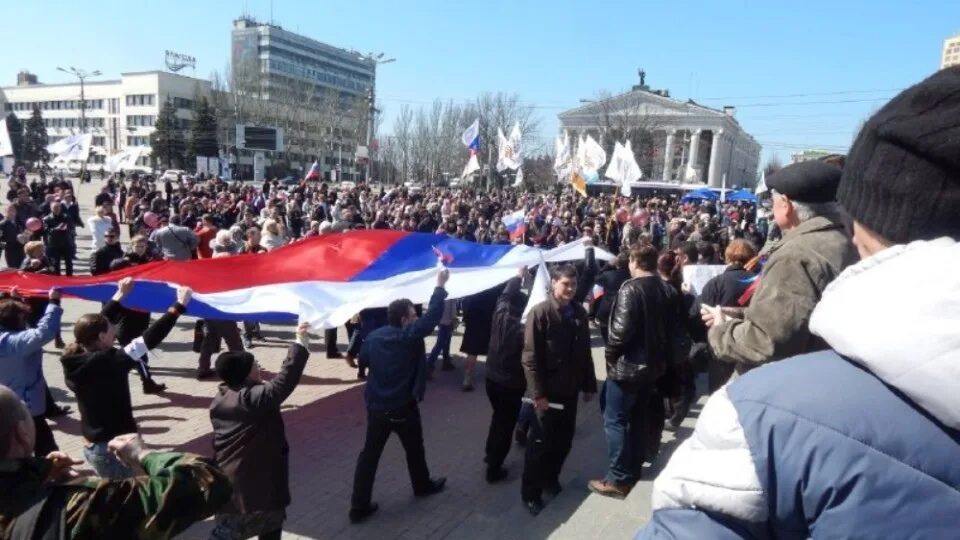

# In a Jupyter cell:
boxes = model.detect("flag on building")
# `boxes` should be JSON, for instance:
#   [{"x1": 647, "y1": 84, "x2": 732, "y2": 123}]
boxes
[
  {"x1": 501, "y1": 209, "x2": 527, "y2": 240},
  {"x1": 0, "y1": 118, "x2": 13, "y2": 157},
  {"x1": 0, "y1": 230, "x2": 612, "y2": 329},
  {"x1": 304, "y1": 160, "x2": 322, "y2": 181},
  {"x1": 461, "y1": 118, "x2": 480, "y2": 153}
]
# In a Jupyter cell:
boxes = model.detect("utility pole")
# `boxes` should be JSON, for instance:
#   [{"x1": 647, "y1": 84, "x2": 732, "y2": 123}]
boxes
[
  {"x1": 57, "y1": 66, "x2": 100, "y2": 133},
  {"x1": 361, "y1": 53, "x2": 395, "y2": 183}
]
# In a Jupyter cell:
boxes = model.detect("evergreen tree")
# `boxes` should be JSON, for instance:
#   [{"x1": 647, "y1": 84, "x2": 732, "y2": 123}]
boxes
[
  {"x1": 4, "y1": 113, "x2": 24, "y2": 165},
  {"x1": 21, "y1": 107, "x2": 48, "y2": 165},
  {"x1": 151, "y1": 99, "x2": 186, "y2": 169},
  {"x1": 186, "y1": 96, "x2": 219, "y2": 167}
]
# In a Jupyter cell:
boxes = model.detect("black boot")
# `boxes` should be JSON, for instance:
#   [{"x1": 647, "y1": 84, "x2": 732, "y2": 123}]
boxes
[{"x1": 142, "y1": 379, "x2": 167, "y2": 394}]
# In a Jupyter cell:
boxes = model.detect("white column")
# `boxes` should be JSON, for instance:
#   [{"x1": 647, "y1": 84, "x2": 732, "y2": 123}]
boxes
[
  {"x1": 685, "y1": 129, "x2": 702, "y2": 181},
  {"x1": 662, "y1": 129, "x2": 676, "y2": 182},
  {"x1": 707, "y1": 129, "x2": 723, "y2": 186}
]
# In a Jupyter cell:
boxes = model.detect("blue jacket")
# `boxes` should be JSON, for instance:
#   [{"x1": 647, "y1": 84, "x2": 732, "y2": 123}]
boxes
[
  {"x1": 638, "y1": 238, "x2": 960, "y2": 540},
  {"x1": 359, "y1": 287, "x2": 447, "y2": 411},
  {"x1": 0, "y1": 303, "x2": 62, "y2": 416}
]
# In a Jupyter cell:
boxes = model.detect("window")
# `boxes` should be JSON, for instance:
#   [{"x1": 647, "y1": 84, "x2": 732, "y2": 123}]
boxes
[
  {"x1": 125, "y1": 94, "x2": 155, "y2": 106},
  {"x1": 126, "y1": 115, "x2": 155, "y2": 127},
  {"x1": 126, "y1": 135, "x2": 149, "y2": 146}
]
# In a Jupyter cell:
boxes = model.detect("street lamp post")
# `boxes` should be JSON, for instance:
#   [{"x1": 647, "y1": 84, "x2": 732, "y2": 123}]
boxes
[
  {"x1": 363, "y1": 54, "x2": 395, "y2": 183},
  {"x1": 57, "y1": 66, "x2": 101, "y2": 133}
]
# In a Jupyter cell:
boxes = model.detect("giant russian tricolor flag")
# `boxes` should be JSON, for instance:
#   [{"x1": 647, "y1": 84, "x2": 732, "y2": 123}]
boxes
[{"x1": 0, "y1": 231, "x2": 611, "y2": 329}]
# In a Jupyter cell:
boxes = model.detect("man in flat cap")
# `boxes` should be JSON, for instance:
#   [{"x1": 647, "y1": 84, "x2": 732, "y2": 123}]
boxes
[{"x1": 702, "y1": 160, "x2": 858, "y2": 374}]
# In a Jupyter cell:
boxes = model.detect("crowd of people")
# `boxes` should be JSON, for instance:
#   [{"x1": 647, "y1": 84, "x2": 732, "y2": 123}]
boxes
[{"x1": 0, "y1": 66, "x2": 957, "y2": 538}]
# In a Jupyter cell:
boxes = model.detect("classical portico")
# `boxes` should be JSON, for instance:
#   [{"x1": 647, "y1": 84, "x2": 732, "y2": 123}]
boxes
[{"x1": 558, "y1": 82, "x2": 761, "y2": 188}]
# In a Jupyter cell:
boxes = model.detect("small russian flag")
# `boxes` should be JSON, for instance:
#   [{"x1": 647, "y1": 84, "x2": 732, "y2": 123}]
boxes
[
  {"x1": 592, "y1": 283, "x2": 604, "y2": 300},
  {"x1": 501, "y1": 210, "x2": 526, "y2": 241},
  {"x1": 304, "y1": 160, "x2": 322, "y2": 181},
  {"x1": 432, "y1": 245, "x2": 455, "y2": 265}
]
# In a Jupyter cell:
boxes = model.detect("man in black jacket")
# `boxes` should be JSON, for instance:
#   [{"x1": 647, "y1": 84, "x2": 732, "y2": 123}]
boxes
[
  {"x1": 592, "y1": 251, "x2": 631, "y2": 342},
  {"x1": 520, "y1": 264, "x2": 597, "y2": 516},
  {"x1": 209, "y1": 322, "x2": 311, "y2": 540},
  {"x1": 89, "y1": 229, "x2": 124, "y2": 276},
  {"x1": 483, "y1": 268, "x2": 529, "y2": 483},
  {"x1": 589, "y1": 245, "x2": 675, "y2": 499},
  {"x1": 42, "y1": 201, "x2": 77, "y2": 276}
]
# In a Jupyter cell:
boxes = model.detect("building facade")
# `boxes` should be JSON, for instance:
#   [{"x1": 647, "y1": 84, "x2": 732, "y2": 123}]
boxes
[
  {"x1": 558, "y1": 81, "x2": 761, "y2": 189},
  {"x1": 942, "y1": 34, "x2": 960, "y2": 69},
  {"x1": 230, "y1": 17, "x2": 376, "y2": 180},
  {"x1": 1, "y1": 71, "x2": 210, "y2": 167},
  {"x1": 791, "y1": 148, "x2": 833, "y2": 163}
]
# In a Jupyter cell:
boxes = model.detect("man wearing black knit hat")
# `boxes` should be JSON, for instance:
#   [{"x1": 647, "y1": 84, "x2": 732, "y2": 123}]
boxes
[
  {"x1": 209, "y1": 322, "x2": 312, "y2": 540},
  {"x1": 637, "y1": 66, "x2": 960, "y2": 539},
  {"x1": 703, "y1": 159, "x2": 859, "y2": 374}
]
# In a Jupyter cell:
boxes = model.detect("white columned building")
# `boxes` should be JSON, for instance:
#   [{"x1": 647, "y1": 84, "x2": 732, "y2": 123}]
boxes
[{"x1": 558, "y1": 78, "x2": 761, "y2": 189}]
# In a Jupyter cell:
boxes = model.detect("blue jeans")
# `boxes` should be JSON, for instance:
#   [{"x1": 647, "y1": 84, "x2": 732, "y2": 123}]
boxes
[
  {"x1": 602, "y1": 380, "x2": 651, "y2": 484},
  {"x1": 425, "y1": 324, "x2": 452, "y2": 369},
  {"x1": 84, "y1": 442, "x2": 136, "y2": 479}
]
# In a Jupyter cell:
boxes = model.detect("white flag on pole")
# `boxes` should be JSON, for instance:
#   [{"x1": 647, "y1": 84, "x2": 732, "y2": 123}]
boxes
[
  {"x1": 47, "y1": 133, "x2": 92, "y2": 161},
  {"x1": 106, "y1": 146, "x2": 147, "y2": 173},
  {"x1": 578, "y1": 134, "x2": 607, "y2": 177},
  {"x1": 513, "y1": 167, "x2": 524, "y2": 187},
  {"x1": 553, "y1": 131, "x2": 573, "y2": 181},
  {"x1": 605, "y1": 140, "x2": 642, "y2": 196},
  {"x1": 497, "y1": 123, "x2": 523, "y2": 172},
  {"x1": 521, "y1": 257, "x2": 550, "y2": 323},
  {"x1": 0, "y1": 118, "x2": 14, "y2": 157},
  {"x1": 462, "y1": 153, "x2": 480, "y2": 177},
  {"x1": 755, "y1": 169, "x2": 768, "y2": 195}
]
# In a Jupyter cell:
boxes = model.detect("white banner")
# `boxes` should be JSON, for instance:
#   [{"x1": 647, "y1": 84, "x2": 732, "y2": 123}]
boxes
[
  {"x1": 682, "y1": 264, "x2": 727, "y2": 296},
  {"x1": 0, "y1": 118, "x2": 14, "y2": 157}
]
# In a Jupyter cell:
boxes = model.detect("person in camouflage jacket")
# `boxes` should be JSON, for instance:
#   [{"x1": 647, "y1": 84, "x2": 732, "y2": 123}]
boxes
[{"x1": 0, "y1": 385, "x2": 232, "y2": 540}]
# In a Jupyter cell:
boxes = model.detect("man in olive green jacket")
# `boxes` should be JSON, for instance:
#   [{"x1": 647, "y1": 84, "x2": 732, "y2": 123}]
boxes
[
  {"x1": 704, "y1": 161, "x2": 859, "y2": 374},
  {"x1": 0, "y1": 384, "x2": 232, "y2": 539}
]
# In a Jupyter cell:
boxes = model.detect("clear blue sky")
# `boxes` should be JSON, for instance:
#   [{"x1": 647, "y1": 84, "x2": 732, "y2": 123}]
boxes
[{"x1": 6, "y1": 0, "x2": 958, "y2": 164}]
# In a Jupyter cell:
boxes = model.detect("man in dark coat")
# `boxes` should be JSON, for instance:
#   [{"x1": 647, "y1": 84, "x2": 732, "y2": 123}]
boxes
[
  {"x1": 483, "y1": 268, "x2": 529, "y2": 483},
  {"x1": 520, "y1": 264, "x2": 598, "y2": 515},
  {"x1": 42, "y1": 201, "x2": 77, "y2": 276},
  {"x1": 209, "y1": 323, "x2": 311, "y2": 540},
  {"x1": 89, "y1": 230, "x2": 124, "y2": 276}
]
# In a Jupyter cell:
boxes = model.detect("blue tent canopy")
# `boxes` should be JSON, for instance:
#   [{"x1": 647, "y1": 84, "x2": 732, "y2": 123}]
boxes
[
  {"x1": 726, "y1": 189, "x2": 757, "y2": 203},
  {"x1": 681, "y1": 187, "x2": 719, "y2": 204}
]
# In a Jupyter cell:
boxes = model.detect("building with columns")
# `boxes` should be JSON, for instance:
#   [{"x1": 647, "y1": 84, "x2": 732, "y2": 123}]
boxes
[{"x1": 558, "y1": 78, "x2": 761, "y2": 189}]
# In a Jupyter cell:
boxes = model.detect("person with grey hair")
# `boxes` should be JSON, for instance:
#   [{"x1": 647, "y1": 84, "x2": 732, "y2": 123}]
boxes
[{"x1": 702, "y1": 160, "x2": 858, "y2": 374}]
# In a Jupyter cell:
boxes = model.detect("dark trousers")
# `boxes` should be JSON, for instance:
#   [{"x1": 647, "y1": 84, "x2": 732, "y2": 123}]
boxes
[
  {"x1": 521, "y1": 397, "x2": 578, "y2": 502},
  {"x1": 351, "y1": 403, "x2": 433, "y2": 510},
  {"x1": 324, "y1": 328, "x2": 339, "y2": 356},
  {"x1": 484, "y1": 379, "x2": 524, "y2": 470},
  {"x1": 198, "y1": 319, "x2": 244, "y2": 371},
  {"x1": 601, "y1": 380, "x2": 652, "y2": 484},
  {"x1": 116, "y1": 310, "x2": 154, "y2": 383},
  {"x1": 33, "y1": 415, "x2": 58, "y2": 457}
]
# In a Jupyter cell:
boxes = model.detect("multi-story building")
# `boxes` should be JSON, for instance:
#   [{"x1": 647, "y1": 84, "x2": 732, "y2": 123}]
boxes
[
  {"x1": 942, "y1": 34, "x2": 960, "y2": 69},
  {"x1": 1, "y1": 70, "x2": 210, "y2": 168},
  {"x1": 230, "y1": 16, "x2": 377, "y2": 180},
  {"x1": 558, "y1": 74, "x2": 761, "y2": 188}
]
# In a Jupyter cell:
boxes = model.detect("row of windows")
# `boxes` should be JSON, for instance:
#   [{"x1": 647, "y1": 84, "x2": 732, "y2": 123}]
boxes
[
  {"x1": 126, "y1": 94, "x2": 155, "y2": 106},
  {"x1": 267, "y1": 56, "x2": 370, "y2": 93},
  {"x1": 127, "y1": 136, "x2": 149, "y2": 146},
  {"x1": 92, "y1": 136, "x2": 106, "y2": 146},
  {"x1": 6, "y1": 99, "x2": 104, "y2": 112},
  {"x1": 43, "y1": 117, "x2": 105, "y2": 128},
  {"x1": 266, "y1": 35, "x2": 373, "y2": 79},
  {"x1": 127, "y1": 115, "x2": 155, "y2": 127},
  {"x1": 170, "y1": 96, "x2": 194, "y2": 109}
]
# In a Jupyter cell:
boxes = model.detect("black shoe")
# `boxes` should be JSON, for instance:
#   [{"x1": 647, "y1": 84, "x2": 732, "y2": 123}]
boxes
[
  {"x1": 196, "y1": 369, "x2": 216, "y2": 380},
  {"x1": 349, "y1": 502, "x2": 379, "y2": 524},
  {"x1": 45, "y1": 405, "x2": 71, "y2": 419},
  {"x1": 544, "y1": 482, "x2": 563, "y2": 497},
  {"x1": 327, "y1": 350, "x2": 344, "y2": 359},
  {"x1": 523, "y1": 499, "x2": 544, "y2": 516},
  {"x1": 142, "y1": 380, "x2": 167, "y2": 394},
  {"x1": 414, "y1": 477, "x2": 446, "y2": 497},
  {"x1": 514, "y1": 428, "x2": 528, "y2": 447},
  {"x1": 440, "y1": 361, "x2": 455, "y2": 371},
  {"x1": 54, "y1": 337, "x2": 65, "y2": 349},
  {"x1": 486, "y1": 466, "x2": 508, "y2": 483}
]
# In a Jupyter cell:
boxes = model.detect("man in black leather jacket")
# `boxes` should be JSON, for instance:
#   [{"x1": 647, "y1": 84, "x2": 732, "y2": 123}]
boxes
[{"x1": 590, "y1": 245, "x2": 675, "y2": 499}]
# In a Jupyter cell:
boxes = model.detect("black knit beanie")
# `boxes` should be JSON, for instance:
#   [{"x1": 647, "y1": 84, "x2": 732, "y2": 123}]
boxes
[
  {"x1": 839, "y1": 66, "x2": 960, "y2": 244},
  {"x1": 215, "y1": 351, "x2": 255, "y2": 386}
]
